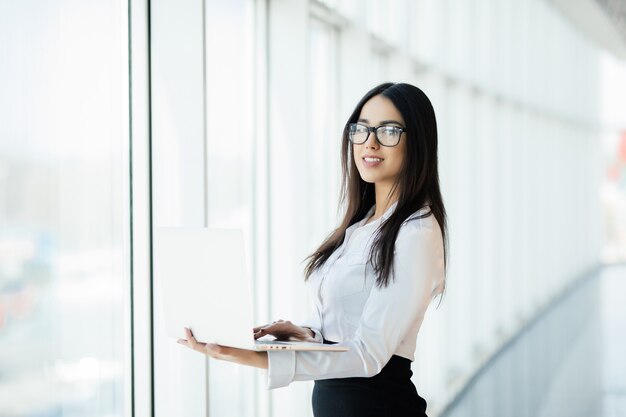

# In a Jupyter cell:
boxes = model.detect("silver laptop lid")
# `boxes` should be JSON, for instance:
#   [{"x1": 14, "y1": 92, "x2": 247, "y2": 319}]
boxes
[{"x1": 154, "y1": 227, "x2": 255, "y2": 349}]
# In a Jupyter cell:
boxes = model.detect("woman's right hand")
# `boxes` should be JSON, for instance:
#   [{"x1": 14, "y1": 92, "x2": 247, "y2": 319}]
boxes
[{"x1": 252, "y1": 319, "x2": 317, "y2": 342}]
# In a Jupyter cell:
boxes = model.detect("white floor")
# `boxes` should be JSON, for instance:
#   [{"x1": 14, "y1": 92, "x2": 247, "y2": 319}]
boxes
[{"x1": 438, "y1": 263, "x2": 626, "y2": 417}]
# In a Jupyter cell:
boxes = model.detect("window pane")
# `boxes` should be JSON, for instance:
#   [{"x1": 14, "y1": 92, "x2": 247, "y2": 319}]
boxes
[{"x1": 0, "y1": 1, "x2": 130, "y2": 416}]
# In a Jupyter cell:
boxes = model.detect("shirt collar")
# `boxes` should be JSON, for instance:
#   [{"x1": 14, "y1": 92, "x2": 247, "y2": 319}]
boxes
[{"x1": 358, "y1": 198, "x2": 432, "y2": 227}]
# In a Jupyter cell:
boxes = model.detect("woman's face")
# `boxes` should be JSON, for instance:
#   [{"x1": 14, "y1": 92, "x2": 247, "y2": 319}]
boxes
[{"x1": 353, "y1": 94, "x2": 406, "y2": 187}]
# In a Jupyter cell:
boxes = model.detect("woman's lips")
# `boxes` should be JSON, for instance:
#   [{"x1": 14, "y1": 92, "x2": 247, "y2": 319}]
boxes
[{"x1": 362, "y1": 156, "x2": 384, "y2": 167}]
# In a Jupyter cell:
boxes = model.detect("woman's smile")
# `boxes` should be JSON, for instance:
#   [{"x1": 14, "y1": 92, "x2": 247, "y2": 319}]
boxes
[{"x1": 362, "y1": 155, "x2": 384, "y2": 167}]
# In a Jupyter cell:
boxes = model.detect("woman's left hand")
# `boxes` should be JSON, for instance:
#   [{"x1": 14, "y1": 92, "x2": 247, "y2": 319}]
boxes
[{"x1": 177, "y1": 327, "x2": 268, "y2": 369}]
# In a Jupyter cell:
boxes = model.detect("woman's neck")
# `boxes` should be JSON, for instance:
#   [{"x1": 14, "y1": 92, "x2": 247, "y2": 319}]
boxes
[{"x1": 367, "y1": 183, "x2": 397, "y2": 223}]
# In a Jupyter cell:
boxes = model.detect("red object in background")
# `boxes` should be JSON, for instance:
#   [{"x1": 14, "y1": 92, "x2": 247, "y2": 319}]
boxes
[
  {"x1": 0, "y1": 299, "x2": 5, "y2": 329},
  {"x1": 9, "y1": 284, "x2": 37, "y2": 319},
  {"x1": 619, "y1": 131, "x2": 626, "y2": 162}
]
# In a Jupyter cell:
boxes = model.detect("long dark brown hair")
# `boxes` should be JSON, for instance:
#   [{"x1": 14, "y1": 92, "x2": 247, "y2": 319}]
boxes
[{"x1": 303, "y1": 82, "x2": 448, "y2": 307}]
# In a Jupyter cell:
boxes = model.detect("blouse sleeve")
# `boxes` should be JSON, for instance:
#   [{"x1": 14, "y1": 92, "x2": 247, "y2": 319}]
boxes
[{"x1": 264, "y1": 218, "x2": 442, "y2": 389}]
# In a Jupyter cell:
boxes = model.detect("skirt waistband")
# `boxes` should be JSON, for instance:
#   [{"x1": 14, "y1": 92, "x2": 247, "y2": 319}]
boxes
[
  {"x1": 374, "y1": 354, "x2": 413, "y2": 380},
  {"x1": 322, "y1": 339, "x2": 413, "y2": 380}
]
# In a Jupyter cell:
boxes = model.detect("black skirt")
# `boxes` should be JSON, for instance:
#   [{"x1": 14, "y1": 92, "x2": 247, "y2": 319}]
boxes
[{"x1": 312, "y1": 347, "x2": 428, "y2": 417}]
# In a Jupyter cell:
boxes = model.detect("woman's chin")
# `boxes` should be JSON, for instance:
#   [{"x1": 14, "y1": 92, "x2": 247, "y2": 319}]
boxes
[
  {"x1": 360, "y1": 176, "x2": 380, "y2": 184},
  {"x1": 357, "y1": 166, "x2": 392, "y2": 185}
]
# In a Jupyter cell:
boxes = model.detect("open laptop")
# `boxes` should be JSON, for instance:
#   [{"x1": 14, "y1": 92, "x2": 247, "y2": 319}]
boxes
[{"x1": 153, "y1": 226, "x2": 348, "y2": 352}]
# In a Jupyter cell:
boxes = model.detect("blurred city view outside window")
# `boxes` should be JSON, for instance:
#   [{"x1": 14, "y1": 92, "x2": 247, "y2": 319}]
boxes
[
  {"x1": 601, "y1": 52, "x2": 626, "y2": 263},
  {"x1": 0, "y1": 1, "x2": 131, "y2": 416},
  {"x1": 602, "y1": 130, "x2": 626, "y2": 262}
]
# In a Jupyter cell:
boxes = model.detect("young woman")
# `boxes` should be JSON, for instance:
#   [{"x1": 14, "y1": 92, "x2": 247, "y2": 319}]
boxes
[{"x1": 178, "y1": 82, "x2": 448, "y2": 417}]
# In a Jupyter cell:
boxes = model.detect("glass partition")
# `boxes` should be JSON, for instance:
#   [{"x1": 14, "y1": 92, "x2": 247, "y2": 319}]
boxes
[{"x1": 0, "y1": 1, "x2": 131, "y2": 416}]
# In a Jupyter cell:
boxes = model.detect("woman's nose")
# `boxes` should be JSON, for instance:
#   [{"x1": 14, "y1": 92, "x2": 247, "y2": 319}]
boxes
[{"x1": 364, "y1": 130, "x2": 379, "y2": 149}]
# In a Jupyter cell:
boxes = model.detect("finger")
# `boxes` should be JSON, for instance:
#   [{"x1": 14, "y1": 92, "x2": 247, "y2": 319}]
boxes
[
  {"x1": 256, "y1": 324, "x2": 280, "y2": 335},
  {"x1": 255, "y1": 323, "x2": 277, "y2": 333},
  {"x1": 254, "y1": 327, "x2": 267, "y2": 336},
  {"x1": 185, "y1": 327, "x2": 198, "y2": 346},
  {"x1": 185, "y1": 327, "x2": 195, "y2": 340},
  {"x1": 177, "y1": 338, "x2": 203, "y2": 350},
  {"x1": 252, "y1": 323, "x2": 270, "y2": 332},
  {"x1": 186, "y1": 329, "x2": 211, "y2": 353}
]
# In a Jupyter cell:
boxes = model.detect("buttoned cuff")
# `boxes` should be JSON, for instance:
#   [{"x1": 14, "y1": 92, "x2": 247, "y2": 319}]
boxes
[{"x1": 266, "y1": 350, "x2": 296, "y2": 389}]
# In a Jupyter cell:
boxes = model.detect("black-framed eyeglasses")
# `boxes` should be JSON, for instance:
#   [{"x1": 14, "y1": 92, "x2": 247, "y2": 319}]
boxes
[{"x1": 346, "y1": 122, "x2": 406, "y2": 147}]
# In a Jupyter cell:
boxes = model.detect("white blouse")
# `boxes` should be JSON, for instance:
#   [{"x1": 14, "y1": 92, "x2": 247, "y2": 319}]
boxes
[{"x1": 263, "y1": 200, "x2": 445, "y2": 389}]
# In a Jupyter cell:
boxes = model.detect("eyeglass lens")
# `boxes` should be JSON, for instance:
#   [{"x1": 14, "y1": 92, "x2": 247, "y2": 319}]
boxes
[{"x1": 348, "y1": 124, "x2": 402, "y2": 146}]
